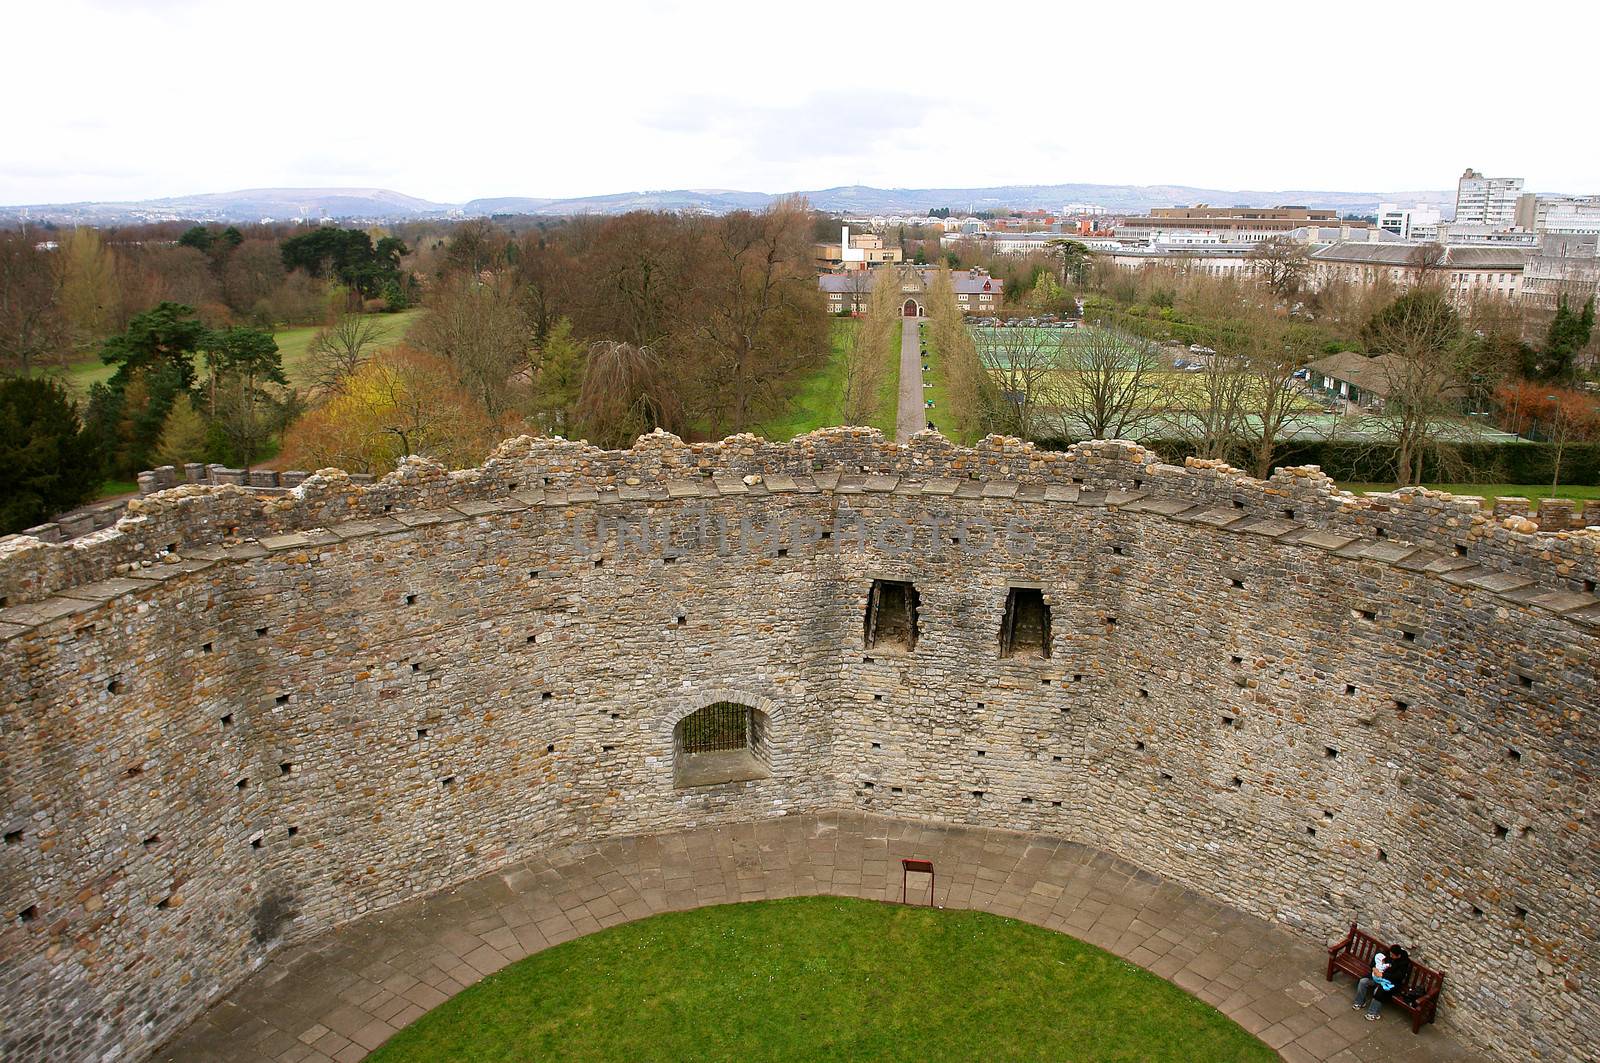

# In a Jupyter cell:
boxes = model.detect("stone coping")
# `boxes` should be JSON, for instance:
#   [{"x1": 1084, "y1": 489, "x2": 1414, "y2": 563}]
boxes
[
  {"x1": 155, "y1": 812, "x2": 1483, "y2": 1063},
  {"x1": 3, "y1": 465, "x2": 1597, "y2": 638},
  {"x1": 3, "y1": 430, "x2": 1598, "y2": 612}
]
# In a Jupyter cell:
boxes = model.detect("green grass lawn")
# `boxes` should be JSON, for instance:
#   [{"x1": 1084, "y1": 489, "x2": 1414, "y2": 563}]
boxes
[
  {"x1": 39, "y1": 309, "x2": 421, "y2": 398},
  {"x1": 369, "y1": 896, "x2": 1272, "y2": 1063},
  {"x1": 920, "y1": 326, "x2": 975, "y2": 444},
  {"x1": 277, "y1": 308, "x2": 421, "y2": 390},
  {"x1": 753, "y1": 318, "x2": 898, "y2": 441},
  {"x1": 1341, "y1": 482, "x2": 1600, "y2": 502}
]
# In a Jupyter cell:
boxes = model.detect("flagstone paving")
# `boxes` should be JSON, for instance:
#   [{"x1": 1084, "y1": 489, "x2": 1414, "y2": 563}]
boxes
[{"x1": 158, "y1": 813, "x2": 1481, "y2": 1062}]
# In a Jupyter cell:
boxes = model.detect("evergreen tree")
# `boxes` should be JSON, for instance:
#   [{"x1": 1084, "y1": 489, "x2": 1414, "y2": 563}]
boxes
[
  {"x1": 177, "y1": 226, "x2": 214, "y2": 252},
  {"x1": 101, "y1": 302, "x2": 208, "y2": 391},
  {"x1": 152, "y1": 396, "x2": 216, "y2": 468},
  {"x1": 1531, "y1": 294, "x2": 1596, "y2": 382},
  {"x1": 0, "y1": 377, "x2": 102, "y2": 534},
  {"x1": 529, "y1": 317, "x2": 584, "y2": 436},
  {"x1": 96, "y1": 303, "x2": 209, "y2": 474},
  {"x1": 202, "y1": 327, "x2": 288, "y2": 470}
]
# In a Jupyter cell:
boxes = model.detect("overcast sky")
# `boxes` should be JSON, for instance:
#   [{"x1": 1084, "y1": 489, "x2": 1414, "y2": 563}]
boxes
[{"x1": 4, "y1": 0, "x2": 1597, "y2": 205}]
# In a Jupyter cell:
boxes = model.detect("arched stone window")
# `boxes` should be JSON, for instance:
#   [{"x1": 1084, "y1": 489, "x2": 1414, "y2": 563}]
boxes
[{"x1": 674, "y1": 701, "x2": 772, "y2": 788}]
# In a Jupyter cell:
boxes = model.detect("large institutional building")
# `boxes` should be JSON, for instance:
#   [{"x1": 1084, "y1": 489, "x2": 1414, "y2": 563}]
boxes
[
  {"x1": 814, "y1": 225, "x2": 903, "y2": 272},
  {"x1": 1454, "y1": 168, "x2": 1524, "y2": 227},
  {"x1": 1115, "y1": 205, "x2": 1357, "y2": 246},
  {"x1": 818, "y1": 265, "x2": 1002, "y2": 316}
]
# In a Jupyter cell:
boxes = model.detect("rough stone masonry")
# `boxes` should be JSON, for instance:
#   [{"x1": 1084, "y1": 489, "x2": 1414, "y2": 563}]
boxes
[{"x1": 0, "y1": 428, "x2": 1596, "y2": 1063}]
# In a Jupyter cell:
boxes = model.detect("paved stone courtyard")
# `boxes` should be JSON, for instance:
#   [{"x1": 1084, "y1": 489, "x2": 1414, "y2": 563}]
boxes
[{"x1": 160, "y1": 813, "x2": 1481, "y2": 1063}]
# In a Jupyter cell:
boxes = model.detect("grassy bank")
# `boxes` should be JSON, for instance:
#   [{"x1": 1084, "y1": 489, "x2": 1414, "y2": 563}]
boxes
[
  {"x1": 754, "y1": 317, "x2": 898, "y2": 441},
  {"x1": 40, "y1": 309, "x2": 421, "y2": 398}
]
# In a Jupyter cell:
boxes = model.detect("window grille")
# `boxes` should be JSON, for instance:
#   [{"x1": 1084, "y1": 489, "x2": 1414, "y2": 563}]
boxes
[{"x1": 676, "y1": 702, "x2": 752, "y2": 755}]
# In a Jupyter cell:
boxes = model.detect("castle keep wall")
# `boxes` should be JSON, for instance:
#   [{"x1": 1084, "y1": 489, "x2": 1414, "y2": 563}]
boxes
[{"x1": 1, "y1": 430, "x2": 1597, "y2": 1062}]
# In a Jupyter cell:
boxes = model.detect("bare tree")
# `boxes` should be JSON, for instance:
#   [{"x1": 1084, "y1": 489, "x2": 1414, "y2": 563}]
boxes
[
  {"x1": 975, "y1": 323, "x2": 1061, "y2": 439},
  {"x1": 1407, "y1": 242, "x2": 1448, "y2": 286},
  {"x1": 841, "y1": 268, "x2": 874, "y2": 315},
  {"x1": 841, "y1": 268, "x2": 898, "y2": 425},
  {"x1": 413, "y1": 275, "x2": 531, "y2": 418},
  {"x1": 1361, "y1": 289, "x2": 1475, "y2": 485},
  {"x1": 0, "y1": 230, "x2": 66, "y2": 374},
  {"x1": 684, "y1": 201, "x2": 827, "y2": 436},
  {"x1": 306, "y1": 313, "x2": 391, "y2": 395},
  {"x1": 577, "y1": 340, "x2": 681, "y2": 448},
  {"x1": 1248, "y1": 235, "x2": 1311, "y2": 300},
  {"x1": 1155, "y1": 345, "x2": 1250, "y2": 461},
  {"x1": 1238, "y1": 313, "x2": 1319, "y2": 477},
  {"x1": 925, "y1": 265, "x2": 999, "y2": 440},
  {"x1": 1043, "y1": 326, "x2": 1162, "y2": 441}
]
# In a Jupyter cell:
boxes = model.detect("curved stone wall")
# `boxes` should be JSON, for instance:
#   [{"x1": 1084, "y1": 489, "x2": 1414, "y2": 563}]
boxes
[{"x1": 1, "y1": 430, "x2": 1596, "y2": 1062}]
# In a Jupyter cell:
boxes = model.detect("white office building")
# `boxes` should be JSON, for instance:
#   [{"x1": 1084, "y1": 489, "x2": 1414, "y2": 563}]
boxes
[
  {"x1": 1515, "y1": 194, "x2": 1600, "y2": 235},
  {"x1": 1455, "y1": 168, "x2": 1524, "y2": 227},
  {"x1": 1377, "y1": 203, "x2": 1442, "y2": 241}
]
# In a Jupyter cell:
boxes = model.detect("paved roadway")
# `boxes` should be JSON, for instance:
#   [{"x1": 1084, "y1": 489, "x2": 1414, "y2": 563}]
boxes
[{"x1": 895, "y1": 317, "x2": 926, "y2": 442}]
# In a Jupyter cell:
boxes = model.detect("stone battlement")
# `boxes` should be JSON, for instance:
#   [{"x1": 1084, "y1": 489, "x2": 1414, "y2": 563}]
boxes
[
  {"x1": 3, "y1": 430, "x2": 1598, "y2": 614},
  {"x1": 2, "y1": 427, "x2": 1596, "y2": 1063}
]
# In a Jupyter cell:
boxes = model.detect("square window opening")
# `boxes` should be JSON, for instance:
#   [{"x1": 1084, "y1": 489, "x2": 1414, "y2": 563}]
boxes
[{"x1": 864, "y1": 579, "x2": 919, "y2": 651}]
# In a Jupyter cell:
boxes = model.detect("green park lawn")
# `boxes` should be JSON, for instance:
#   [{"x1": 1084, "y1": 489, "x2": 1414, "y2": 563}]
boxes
[
  {"x1": 753, "y1": 318, "x2": 898, "y2": 441},
  {"x1": 920, "y1": 326, "x2": 974, "y2": 444},
  {"x1": 367, "y1": 897, "x2": 1274, "y2": 1063},
  {"x1": 41, "y1": 309, "x2": 421, "y2": 397},
  {"x1": 1341, "y1": 482, "x2": 1600, "y2": 502}
]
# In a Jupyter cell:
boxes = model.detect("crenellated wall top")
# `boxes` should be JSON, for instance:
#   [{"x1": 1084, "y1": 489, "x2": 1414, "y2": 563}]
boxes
[{"x1": 1, "y1": 428, "x2": 1597, "y2": 618}]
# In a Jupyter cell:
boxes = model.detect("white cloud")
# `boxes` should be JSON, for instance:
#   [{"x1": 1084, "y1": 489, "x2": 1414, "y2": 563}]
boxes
[{"x1": 2, "y1": 0, "x2": 1596, "y2": 205}]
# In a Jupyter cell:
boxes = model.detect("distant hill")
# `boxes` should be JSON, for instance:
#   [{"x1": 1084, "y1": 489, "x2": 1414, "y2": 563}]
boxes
[
  {"x1": 795, "y1": 183, "x2": 1454, "y2": 216},
  {"x1": 0, "y1": 187, "x2": 455, "y2": 225},
  {"x1": 0, "y1": 182, "x2": 1454, "y2": 225}
]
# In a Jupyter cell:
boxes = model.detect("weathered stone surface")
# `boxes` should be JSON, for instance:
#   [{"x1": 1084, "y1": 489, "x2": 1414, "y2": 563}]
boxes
[{"x1": 0, "y1": 431, "x2": 1596, "y2": 1063}]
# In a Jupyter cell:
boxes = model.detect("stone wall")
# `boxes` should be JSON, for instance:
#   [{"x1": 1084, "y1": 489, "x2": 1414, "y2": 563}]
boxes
[{"x1": 1, "y1": 430, "x2": 1597, "y2": 1062}]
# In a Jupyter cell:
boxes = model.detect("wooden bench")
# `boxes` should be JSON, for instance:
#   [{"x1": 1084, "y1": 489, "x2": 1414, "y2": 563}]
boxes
[{"x1": 1325, "y1": 922, "x2": 1444, "y2": 1034}]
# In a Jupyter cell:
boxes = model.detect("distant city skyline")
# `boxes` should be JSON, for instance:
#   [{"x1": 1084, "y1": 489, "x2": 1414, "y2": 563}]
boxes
[{"x1": 4, "y1": 0, "x2": 1597, "y2": 206}]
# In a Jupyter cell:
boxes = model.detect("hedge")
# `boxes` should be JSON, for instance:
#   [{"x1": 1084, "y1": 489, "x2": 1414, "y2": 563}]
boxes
[{"x1": 1036, "y1": 437, "x2": 1600, "y2": 486}]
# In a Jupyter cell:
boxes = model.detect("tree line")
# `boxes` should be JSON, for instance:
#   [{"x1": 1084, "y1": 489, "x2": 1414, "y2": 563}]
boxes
[{"x1": 285, "y1": 203, "x2": 830, "y2": 469}]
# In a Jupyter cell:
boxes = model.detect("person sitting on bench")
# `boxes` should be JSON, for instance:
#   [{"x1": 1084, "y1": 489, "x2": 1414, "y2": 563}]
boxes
[{"x1": 1353, "y1": 944, "x2": 1411, "y2": 1020}]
